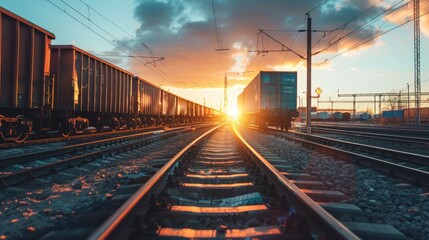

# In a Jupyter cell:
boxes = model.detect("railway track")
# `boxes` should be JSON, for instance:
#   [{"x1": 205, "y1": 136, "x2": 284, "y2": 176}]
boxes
[
  {"x1": 0, "y1": 122, "x2": 212, "y2": 149},
  {"x1": 271, "y1": 129, "x2": 429, "y2": 187},
  {"x1": 309, "y1": 123, "x2": 429, "y2": 138},
  {"x1": 289, "y1": 126, "x2": 429, "y2": 157},
  {"x1": 0, "y1": 124, "x2": 219, "y2": 240},
  {"x1": 310, "y1": 127, "x2": 429, "y2": 147},
  {"x1": 88, "y1": 124, "x2": 367, "y2": 240},
  {"x1": 237, "y1": 126, "x2": 427, "y2": 239},
  {"x1": 0, "y1": 126, "x2": 161, "y2": 149},
  {"x1": 0, "y1": 123, "x2": 214, "y2": 188}
]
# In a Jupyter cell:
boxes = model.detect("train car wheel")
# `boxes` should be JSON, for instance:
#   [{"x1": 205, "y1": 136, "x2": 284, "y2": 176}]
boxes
[
  {"x1": 14, "y1": 133, "x2": 29, "y2": 144},
  {"x1": 111, "y1": 118, "x2": 119, "y2": 132},
  {"x1": 59, "y1": 119, "x2": 74, "y2": 138},
  {"x1": 13, "y1": 115, "x2": 33, "y2": 143}
]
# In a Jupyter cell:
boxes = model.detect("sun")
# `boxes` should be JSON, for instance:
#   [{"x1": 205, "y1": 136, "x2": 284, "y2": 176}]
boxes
[{"x1": 228, "y1": 105, "x2": 239, "y2": 120}]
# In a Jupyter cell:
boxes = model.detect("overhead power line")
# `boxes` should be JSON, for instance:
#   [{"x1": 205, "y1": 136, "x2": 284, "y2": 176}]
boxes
[
  {"x1": 313, "y1": 0, "x2": 409, "y2": 56},
  {"x1": 323, "y1": 9, "x2": 429, "y2": 62},
  {"x1": 79, "y1": 0, "x2": 154, "y2": 56},
  {"x1": 46, "y1": 0, "x2": 183, "y2": 87},
  {"x1": 307, "y1": 0, "x2": 330, "y2": 14}
]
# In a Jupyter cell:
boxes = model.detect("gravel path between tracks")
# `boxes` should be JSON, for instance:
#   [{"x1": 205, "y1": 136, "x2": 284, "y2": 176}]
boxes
[
  {"x1": 239, "y1": 127, "x2": 429, "y2": 240},
  {"x1": 0, "y1": 128, "x2": 208, "y2": 240}
]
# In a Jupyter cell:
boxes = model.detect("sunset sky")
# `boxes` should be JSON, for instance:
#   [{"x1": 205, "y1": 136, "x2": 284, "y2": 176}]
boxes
[{"x1": 2, "y1": 0, "x2": 429, "y2": 115}]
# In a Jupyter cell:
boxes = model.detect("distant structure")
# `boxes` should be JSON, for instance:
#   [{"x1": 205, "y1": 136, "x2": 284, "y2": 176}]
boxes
[{"x1": 414, "y1": 0, "x2": 421, "y2": 125}]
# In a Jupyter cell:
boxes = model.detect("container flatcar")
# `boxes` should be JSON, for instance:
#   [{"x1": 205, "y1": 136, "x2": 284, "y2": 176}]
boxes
[
  {"x1": 0, "y1": 7, "x2": 55, "y2": 142},
  {"x1": 238, "y1": 71, "x2": 298, "y2": 130}
]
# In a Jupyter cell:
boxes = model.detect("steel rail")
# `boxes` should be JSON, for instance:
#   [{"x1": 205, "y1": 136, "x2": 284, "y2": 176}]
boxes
[
  {"x1": 291, "y1": 131, "x2": 429, "y2": 166},
  {"x1": 312, "y1": 127, "x2": 429, "y2": 144},
  {"x1": 0, "y1": 125, "x2": 164, "y2": 148},
  {"x1": 312, "y1": 123, "x2": 429, "y2": 136},
  {"x1": 233, "y1": 124, "x2": 360, "y2": 240},
  {"x1": 88, "y1": 123, "x2": 226, "y2": 240},
  {"x1": 0, "y1": 128, "x2": 191, "y2": 188},
  {"x1": 0, "y1": 121, "x2": 214, "y2": 149},
  {"x1": 274, "y1": 133, "x2": 429, "y2": 186}
]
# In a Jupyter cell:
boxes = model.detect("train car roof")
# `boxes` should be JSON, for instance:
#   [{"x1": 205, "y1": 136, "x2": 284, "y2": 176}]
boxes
[
  {"x1": 0, "y1": 6, "x2": 55, "y2": 39},
  {"x1": 51, "y1": 45, "x2": 134, "y2": 76},
  {"x1": 133, "y1": 76, "x2": 163, "y2": 90}
]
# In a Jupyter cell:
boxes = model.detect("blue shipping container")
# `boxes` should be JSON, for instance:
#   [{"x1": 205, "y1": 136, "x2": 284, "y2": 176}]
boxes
[
  {"x1": 259, "y1": 71, "x2": 297, "y2": 111},
  {"x1": 382, "y1": 110, "x2": 404, "y2": 118}
]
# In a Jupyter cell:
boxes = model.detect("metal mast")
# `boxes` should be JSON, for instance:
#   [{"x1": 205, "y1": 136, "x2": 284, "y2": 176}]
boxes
[
  {"x1": 414, "y1": 0, "x2": 421, "y2": 125},
  {"x1": 306, "y1": 13, "x2": 312, "y2": 134}
]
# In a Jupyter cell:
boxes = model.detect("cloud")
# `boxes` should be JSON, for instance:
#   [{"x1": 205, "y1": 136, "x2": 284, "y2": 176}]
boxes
[
  {"x1": 118, "y1": 0, "x2": 411, "y2": 95},
  {"x1": 383, "y1": 1, "x2": 429, "y2": 36}
]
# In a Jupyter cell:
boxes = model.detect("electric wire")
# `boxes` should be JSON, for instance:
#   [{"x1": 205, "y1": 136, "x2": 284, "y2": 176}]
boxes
[
  {"x1": 307, "y1": 0, "x2": 330, "y2": 14},
  {"x1": 46, "y1": 0, "x2": 180, "y2": 87},
  {"x1": 281, "y1": 15, "x2": 307, "y2": 64},
  {"x1": 324, "y1": 10, "x2": 429, "y2": 62},
  {"x1": 79, "y1": 0, "x2": 154, "y2": 56},
  {"x1": 313, "y1": 0, "x2": 409, "y2": 56}
]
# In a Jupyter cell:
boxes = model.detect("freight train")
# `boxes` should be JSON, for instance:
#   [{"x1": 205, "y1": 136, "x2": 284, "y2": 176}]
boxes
[
  {"x1": 0, "y1": 7, "x2": 221, "y2": 142},
  {"x1": 237, "y1": 71, "x2": 298, "y2": 130}
]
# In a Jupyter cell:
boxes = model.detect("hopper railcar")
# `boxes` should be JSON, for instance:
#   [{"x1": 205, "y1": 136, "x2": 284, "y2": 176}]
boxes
[
  {"x1": 238, "y1": 71, "x2": 298, "y2": 130},
  {"x1": 0, "y1": 7, "x2": 56, "y2": 142},
  {"x1": 0, "y1": 7, "x2": 221, "y2": 142},
  {"x1": 50, "y1": 45, "x2": 135, "y2": 134}
]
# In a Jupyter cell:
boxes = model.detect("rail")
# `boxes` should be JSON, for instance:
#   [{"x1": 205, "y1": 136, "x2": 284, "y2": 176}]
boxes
[
  {"x1": 274, "y1": 132, "x2": 429, "y2": 186},
  {"x1": 292, "y1": 131, "x2": 429, "y2": 166},
  {"x1": 312, "y1": 127, "x2": 429, "y2": 144},
  {"x1": 233, "y1": 123, "x2": 360, "y2": 239},
  {"x1": 88, "y1": 122, "x2": 226, "y2": 240}
]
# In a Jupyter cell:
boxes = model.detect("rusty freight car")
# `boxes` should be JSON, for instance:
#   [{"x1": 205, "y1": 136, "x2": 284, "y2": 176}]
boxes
[
  {"x1": 0, "y1": 7, "x2": 56, "y2": 142},
  {"x1": 50, "y1": 45, "x2": 134, "y2": 133}
]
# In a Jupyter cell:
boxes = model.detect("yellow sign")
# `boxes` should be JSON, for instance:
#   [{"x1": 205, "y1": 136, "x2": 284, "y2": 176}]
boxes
[{"x1": 315, "y1": 87, "x2": 322, "y2": 96}]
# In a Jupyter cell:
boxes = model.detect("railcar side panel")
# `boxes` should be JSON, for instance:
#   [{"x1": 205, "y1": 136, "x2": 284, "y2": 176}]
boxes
[
  {"x1": 0, "y1": 8, "x2": 54, "y2": 111},
  {"x1": 51, "y1": 48, "x2": 73, "y2": 110},
  {"x1": 17, "y1": 23, "x2": 31, "y2": 108},
  {"x1": 142, "y1": 80, "x2": 161, "y2": 116},
  {"x1": 242, "y1": 73, "x2": 260, "y2": 113},
  {"x1": 161, "y1": 91, "x2": 177, "y2": 116},
  {"x1": 51, "y1": 45, "x2": 133, "y2": 114},
  {"x1": 177, "y1": 97, "x2": 187, "y2": 116},
  {"x1": 187, "y1": 102, "x2": 194, "y2": 117},
  {"x1": 131, "y1": 76, "x2": 139, "y2": 115}
]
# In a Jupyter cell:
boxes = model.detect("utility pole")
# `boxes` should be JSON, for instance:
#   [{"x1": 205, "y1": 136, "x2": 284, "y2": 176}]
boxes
[
  {"x1": 414, "y1": 0, "x2": 421, "y2": 125},
  {"x1": 407, "y1": 83, "x2": 410, "y2": 125},
  {"x1": 306, "y1": 13, "x2": 312, "y2": 134}
]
